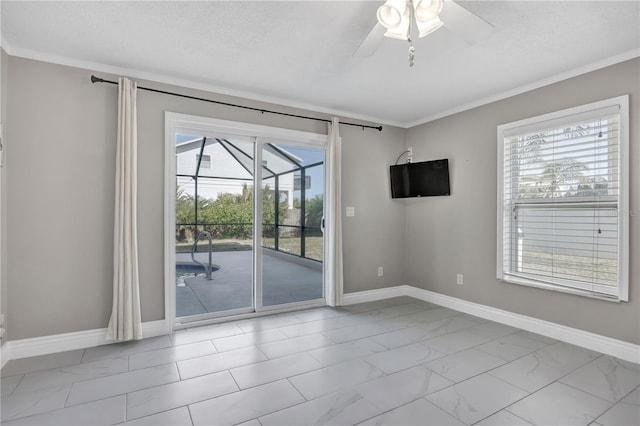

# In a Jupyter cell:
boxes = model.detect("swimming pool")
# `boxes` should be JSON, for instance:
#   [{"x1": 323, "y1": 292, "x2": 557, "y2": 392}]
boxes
[{"x1": 176, "y1": 262, "x2": 221, "y2": 286}]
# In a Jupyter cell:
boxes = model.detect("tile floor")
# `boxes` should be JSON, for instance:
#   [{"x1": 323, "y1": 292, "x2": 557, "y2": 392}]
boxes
[{"x1": 1, "y1": 297, "x2": 638, "y2": 426}]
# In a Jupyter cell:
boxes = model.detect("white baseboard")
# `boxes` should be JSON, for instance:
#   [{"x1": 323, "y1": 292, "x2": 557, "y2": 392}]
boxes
[
  {"x1": 345, "y1": 285, "x2": 640, "y2": 364},
  {"x1": 342, "y1": 286, "x2": 406, "y2": 305},
  {"x1": 3, "y1": 288, "x2": 639, "y2": 365},
  {"x1": 4, "y1": 320, "x2": 168, "y2": 361}
]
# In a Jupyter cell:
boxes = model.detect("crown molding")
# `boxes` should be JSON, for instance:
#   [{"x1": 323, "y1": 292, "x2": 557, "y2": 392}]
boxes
[
  {"x1": 1, "y1": 40, "x2": 404, "y2": 129},
  {"x1": 3, "y1": 40, "x2": 638, "y2": 130},
  {"x1": 406, "y1": 49, "x2": 640, "y2": 128}
]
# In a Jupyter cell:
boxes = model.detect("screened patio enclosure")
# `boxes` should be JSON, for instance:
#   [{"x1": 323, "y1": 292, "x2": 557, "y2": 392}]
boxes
[{"x1": 175, "y1": 134, "x2": 325, "y2": 318}]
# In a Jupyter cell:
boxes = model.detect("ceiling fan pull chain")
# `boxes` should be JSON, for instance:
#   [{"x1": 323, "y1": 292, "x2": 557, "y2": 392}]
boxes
[
  {"x1": 407, "y1": 5, "x2": 415, "y2": 67},
  {"x1": 408, "y1": 44, "x2": 415, "y2": 67}
]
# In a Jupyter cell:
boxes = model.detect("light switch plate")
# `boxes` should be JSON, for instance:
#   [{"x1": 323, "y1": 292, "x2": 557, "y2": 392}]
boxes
[{"x1": 346, "y1": 207, "x2": 355, "y2": 217}]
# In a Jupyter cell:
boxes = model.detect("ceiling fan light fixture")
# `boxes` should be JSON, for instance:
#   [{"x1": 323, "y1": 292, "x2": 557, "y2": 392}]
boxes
[
  {"x1": 416, "y1": 16, "x2": 443, "y2": 38},
  {"x1": 414, "y1": 0, "x2": 444, "y2": 22},
  {"x1": 383, "y1": 7, "x2": 411, "y2": 40},
  {"x1": 377, "y1": 0, "x2": 408, "y2": 29}
]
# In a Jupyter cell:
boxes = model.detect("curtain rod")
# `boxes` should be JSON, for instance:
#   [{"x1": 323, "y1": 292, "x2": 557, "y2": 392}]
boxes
[{"x1": 91, "y1": 75, "x2": 383, "y2": 132}]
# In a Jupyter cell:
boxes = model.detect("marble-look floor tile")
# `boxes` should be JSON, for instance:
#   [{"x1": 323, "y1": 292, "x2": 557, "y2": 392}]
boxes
[
  {"x1": 13, "y1": 356, "x2": 129, "y2": 393},
  {"x1": 507, "y1": 382, "x2": 611, "y2": 426},
  {"x1": 308, "y1": 338, "x2": 387, "y2": 367},
  {"x1": 129, "y1": 341, "x2": 216, "y2": 370},
  {"x1": 1, "y1": 374, "x2": 23, "y2": 396},
  {"x1": 365, "y1": 341, "x2": 445, "y2": 374},
  {"x1": 126, "y1": 370, "x2": 238, "y2": 421},
  {"x1": 177, "y1": 346, "x2": 267, "y2": 380},
  {"x1": 356, "y1": 398, "x2": 464, "y2": 426},
  {"x1": 469, "y1": 322, "x2": 519, "y2": 340},
  {"x1": 1, "y1": 395, "x2": 125, "y2": 426},
  {"x1": 422, "y1": 329, "x2": 491, "y2": 355},
  {"x1": 258, "y1": 332, "x2": 335, "y2": 358},
  {"x1": 171, "y1": 323, "x2": 245, "y2": 346},
  {"x1": 235, "y1": 419, "x2": 261, "y2": 426},
  {"x1": 124, "y1": 406, "x2": 193, "y2": 425},
  {"x1": 289, "y1": 359, "x2": 384, "y2": 400},
  {"x1": 475, "y1": 332, "x2": 549, "y2": 362},
  {"x1": 416, "y1": 316, "x2": 480, "y2": 339},
  {"x1": 189, "y1": 379, "x2": 305, "y2": 426},
  {"x1": 81, "y1": 336, "x2": 172, "y2": 363},
  {"x1": 212, "y1": 328, "x2": 288, "y2": 352},
  {"x1": 357, "y1": 366, "x2": 453, "y2": 411},
  {"x1": 1, "y1": 385, "x2": 70, "y2": 422},
  {"x1": 474, "y1": 410, "x2": 533, "y2": 425},
  {"x1": 1, "y1": 350, "x2": 84, "y2": 377},
  {"x1": 423, "y1": 348, "x2": 506, "y2": 383},
  {"x1": 370, "y1": 326, "x2": 433, "y2": 349},
  {"x1": 336, "y1": 300, "x2": 391, "y2": 314},
  {"x1": 366, "y1": 302, "x2": 429, "y2": 321},
  {"x1": 66, "y1": 363, "x2": 180, "y2": 406},
  {"x1": 235, "y1": 314, "x2": 302, "y2": 333},
  {"x1": 230, "y1": 351, "x2": 321, "y2": 389},
  {"x1": 322, "y1": 323, "x2": 390, "y2": 343},
  {"x1": 293, "y1": 307, "x2": 345, "y2": 322},
  {"x1": 560, "y1": 355, "x2": 640, "y2": 402},
  {"x1": 398, "y1": 308, "x2": 461, "y2": 326},
  {"x1": 516, "y1": 330, "x2": 558, "y2": 345},
  {"x1": 278, "y1": 318, "x2": 345, "y2": 338},
  {"x1": 259, "y1": 388, "x2": 381, "y2": 426},
  {"x1": 426, "y1": 373, "x2": 528, "y2": 425},
  {"x1": 489, "y1": 341, "x2": 601, "y2": 392},
  {"x1": 595, "y1": 387, "x2": 639, "y2": 426}
]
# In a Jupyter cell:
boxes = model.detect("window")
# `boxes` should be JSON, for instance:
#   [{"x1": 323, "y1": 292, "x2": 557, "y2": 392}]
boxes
[
  {"x1": 196, "y1": 154, "x2": 211, "y2": 169},
  {"x1": 497, "y1": 96, "x2": 629, "y2": 301}
]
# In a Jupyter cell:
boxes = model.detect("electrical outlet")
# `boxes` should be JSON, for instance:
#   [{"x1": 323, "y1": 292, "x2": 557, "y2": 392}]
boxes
[
  {"x1": 457, "y1": 274, "x2": 464, "y2": 285},
  {"x1": 346, "y1": 207, "x2": 355, "y2": 217},
  {"x1": 407, "y1": 147, "x2": 413, "y2": 163},
  {"x1": 378, "y1": 266, "x2": 384, "y2": 277}
]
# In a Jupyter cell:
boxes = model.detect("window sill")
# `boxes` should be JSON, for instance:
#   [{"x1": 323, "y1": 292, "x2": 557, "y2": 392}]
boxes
[{"x1": 500, "y1": 274, "x2": 624, "y2": 303}]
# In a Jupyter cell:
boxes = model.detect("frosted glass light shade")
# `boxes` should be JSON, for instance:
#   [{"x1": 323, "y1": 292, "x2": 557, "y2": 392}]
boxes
[
  {"x1": 383, "y1": 6, "x2": 411, "y2": 40},
  {"x1": 414, "y1": 0, "x2": 443, "y2": 21},
  {"x1": 417, "y1": 16, "x2": 443, "y2": 37},
  {"x1": 377, "y1": 0, "x2": 408, "y2": 29}
]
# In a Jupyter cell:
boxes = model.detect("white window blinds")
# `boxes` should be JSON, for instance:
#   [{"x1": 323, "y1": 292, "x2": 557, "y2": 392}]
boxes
[{"x1": 497, "y1": 96, "x2": 629, "y2": 301}]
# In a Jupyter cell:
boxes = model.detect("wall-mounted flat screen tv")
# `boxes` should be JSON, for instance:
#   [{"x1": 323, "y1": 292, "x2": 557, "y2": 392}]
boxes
[{"x1": 390, "y1": 159, "x2": 450, "y2": 198}]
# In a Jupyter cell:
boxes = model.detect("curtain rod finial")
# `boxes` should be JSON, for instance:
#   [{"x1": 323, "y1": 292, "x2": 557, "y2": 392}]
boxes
[{"x1": 91, "y1": 75, "x2": 102, "y2": 84}]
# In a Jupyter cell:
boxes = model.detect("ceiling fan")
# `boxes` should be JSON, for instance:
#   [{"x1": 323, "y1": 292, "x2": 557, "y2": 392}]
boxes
[{"x1": 354, "y1": 0, "x2": 494, "y2": 66}]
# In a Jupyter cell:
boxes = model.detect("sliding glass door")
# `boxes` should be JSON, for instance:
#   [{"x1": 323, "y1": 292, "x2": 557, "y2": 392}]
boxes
[
  {"x1": 168, "y1": 117, "x2": 327, "y2": 326},
  {"x1": 260, "y1": 143, "x2": 325, "y2": 308},
  {"x1": 175, "y1": 136, "x2": 255, "y2": 320}
]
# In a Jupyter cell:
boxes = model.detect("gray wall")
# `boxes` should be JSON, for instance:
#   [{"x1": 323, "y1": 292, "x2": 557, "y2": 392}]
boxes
[
  {"x1": 405, "y1": 58, "x2": 640, "y2": 344},
  {"x1": 5, "y1": 56, "x2": 406, "y2": 340},
  {"x1": 1, "y1": 48, "x2": 8, "y2": 347}
]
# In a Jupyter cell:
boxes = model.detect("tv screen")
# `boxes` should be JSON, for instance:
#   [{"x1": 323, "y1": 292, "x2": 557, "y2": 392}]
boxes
[{"x1": 390, "y1": 159, "x2": 450, "y2": 198}]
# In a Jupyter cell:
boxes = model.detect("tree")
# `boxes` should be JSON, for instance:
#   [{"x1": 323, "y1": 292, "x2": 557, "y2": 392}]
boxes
[
  {"x1": 305, "y1": 194, "x2": 323, "y2": 227},
  {"x1": 177, "y1": 184, "x2": 289, "y2": 240},
  {"x1": 515, "y1": 124, "x2": 598, "y2": 199}
]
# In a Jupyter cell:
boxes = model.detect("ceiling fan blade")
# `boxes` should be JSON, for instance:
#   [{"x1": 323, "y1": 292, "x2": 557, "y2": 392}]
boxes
[
  {"x1": 440, "y1": 0, "x2": 494, "y2": 45},
  {"x1": 353, "y1": 23, "x2": 385, "y2": 57}
]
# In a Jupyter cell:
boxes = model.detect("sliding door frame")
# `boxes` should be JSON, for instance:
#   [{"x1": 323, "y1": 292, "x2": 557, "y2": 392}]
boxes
[{"x1": 164, "y1": 112, "x2": 332, "y2": 331}]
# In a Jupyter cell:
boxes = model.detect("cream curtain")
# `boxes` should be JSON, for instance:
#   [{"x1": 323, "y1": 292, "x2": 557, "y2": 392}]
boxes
[
  {"x1": 326, "y1": 117, "x2": 344, "y2": 306},
  {"x1": 106, "y1": 77, "x2": 142, "y2": 341}
]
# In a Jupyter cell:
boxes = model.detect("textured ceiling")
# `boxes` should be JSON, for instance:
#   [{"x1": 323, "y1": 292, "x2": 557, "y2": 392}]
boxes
[{"x1": 2, "y1": 1, "x2": 639, "y2": 127}]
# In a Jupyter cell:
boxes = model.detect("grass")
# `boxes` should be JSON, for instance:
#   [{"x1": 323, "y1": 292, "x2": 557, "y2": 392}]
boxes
[{"x1": 520, "y1": 251, "x2": 616, "y2": 286}]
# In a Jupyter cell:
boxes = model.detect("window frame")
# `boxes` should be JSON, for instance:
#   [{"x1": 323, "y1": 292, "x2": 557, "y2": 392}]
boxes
[
  {"x1": 496, "y1": 95, "x2": 629, "y2": 302},
  {"x1": 196, "y1": 153, "x2": 211, "y2": 169}
]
